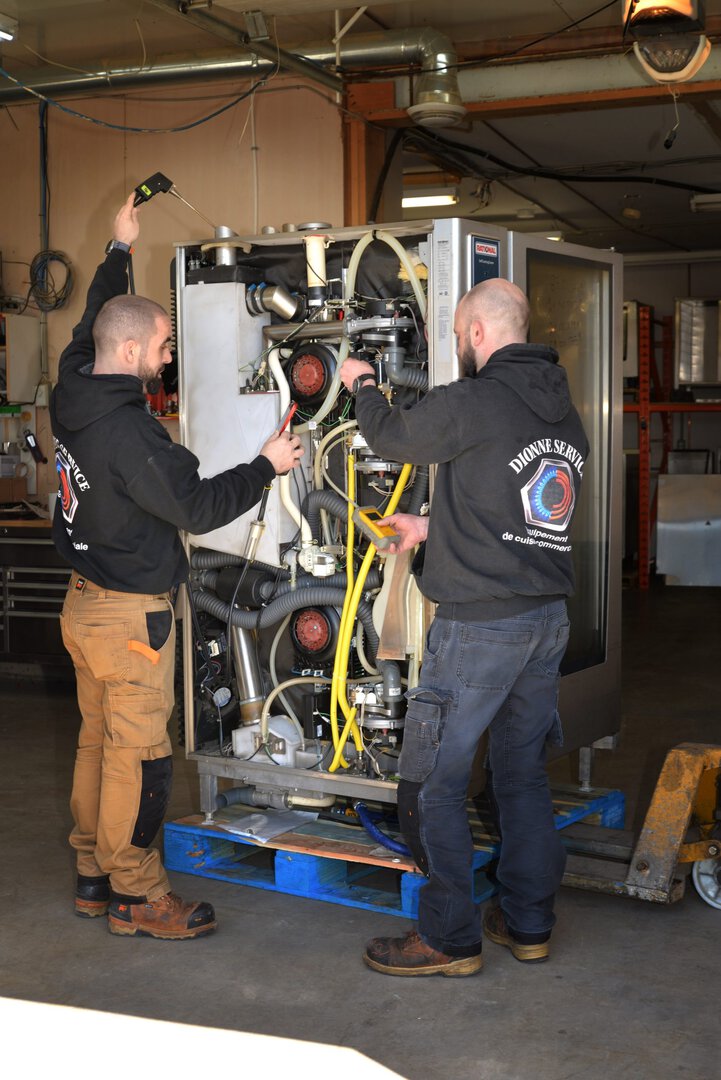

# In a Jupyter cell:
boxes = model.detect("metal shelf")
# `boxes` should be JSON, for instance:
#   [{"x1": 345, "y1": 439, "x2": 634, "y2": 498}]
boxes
[{"x1": 623, "y1": 307, "x2": 721, "y2": 589}]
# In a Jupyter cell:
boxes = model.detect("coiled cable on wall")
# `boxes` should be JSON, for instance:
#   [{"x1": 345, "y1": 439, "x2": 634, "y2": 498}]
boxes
[{"x1": 28, "y1": 249, "x2": 73, "y2": 311}]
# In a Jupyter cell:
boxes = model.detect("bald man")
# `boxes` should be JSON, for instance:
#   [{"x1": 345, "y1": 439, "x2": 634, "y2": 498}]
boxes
[
  {"x1": 51, "y1": 195, "x2": 303, "y2": 940},
  {"x1": 340, "y1": 278, "x2": 589, "y2": 977}
]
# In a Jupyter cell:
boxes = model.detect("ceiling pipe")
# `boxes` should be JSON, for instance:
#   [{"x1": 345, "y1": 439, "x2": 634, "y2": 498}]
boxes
[
  {"x1": 0, "y1": 55, "x2": 276, "y2": 102},
  {"x1": 0, "y1": 26, "x2": 465, "y2": 127},
  {"x1": 143, "y1": 0, "x2": 342, "y2": 93},
  {"x1": 307, "y1": 29, "x2": 466, "y2": 127}
]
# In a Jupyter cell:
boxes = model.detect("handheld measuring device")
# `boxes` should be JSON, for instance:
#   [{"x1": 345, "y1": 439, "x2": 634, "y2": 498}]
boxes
[
  {"x1": 133, "y1": 172, "x2": 174, "y2": 206},
  {"x1": 351, "y1": 505, "x2": 400, "y2": 551},
  {"x1": 278, "y1": 401, "x2": 298, "y2": 432}
]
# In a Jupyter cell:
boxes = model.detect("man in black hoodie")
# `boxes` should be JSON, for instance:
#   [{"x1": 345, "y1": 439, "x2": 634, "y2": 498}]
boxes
[
  {"x1": 340, "y1": 278, "x2": 589, "y2": 976},
  {"x1": 51, "y1": 194, "x2": 303, "y2": 939}
]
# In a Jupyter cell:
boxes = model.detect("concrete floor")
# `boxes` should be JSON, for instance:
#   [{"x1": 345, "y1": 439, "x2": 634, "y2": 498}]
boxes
[{"x1": 1, "y1": 583, "x2": 720, "y2": 1079}]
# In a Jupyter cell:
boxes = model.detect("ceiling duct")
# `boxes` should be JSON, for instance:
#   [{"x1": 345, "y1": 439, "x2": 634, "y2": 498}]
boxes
[
  {"x1": 0, "y1": 25, "x2": 465, "y2": 127},
  {"x1": 315, "y1": 28, "x2": 466, "y2": 128}
]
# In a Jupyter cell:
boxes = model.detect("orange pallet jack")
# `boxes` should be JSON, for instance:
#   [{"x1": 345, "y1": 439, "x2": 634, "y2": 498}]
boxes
[{"x1": 561, "y1": 743, "x2": 721, "y2": 908}]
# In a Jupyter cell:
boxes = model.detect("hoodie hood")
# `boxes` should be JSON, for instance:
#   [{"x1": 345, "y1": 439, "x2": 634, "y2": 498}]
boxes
[
  {"x1": 480, "y1": 343, "x2": 570, "y2": 424},
  {"x1": 51, "y1": 363, "x2": 147, "y2": 432}
]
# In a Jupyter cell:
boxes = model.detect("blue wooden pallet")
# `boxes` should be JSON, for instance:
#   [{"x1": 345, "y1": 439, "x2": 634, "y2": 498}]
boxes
[{"x1": 164, "y1": 786, "x2": 625, "y2": 919}]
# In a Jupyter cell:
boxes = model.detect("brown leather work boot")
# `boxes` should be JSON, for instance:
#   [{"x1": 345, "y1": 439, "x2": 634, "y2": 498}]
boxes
[
  {"x1": 75, "y1": 874, "x2": 110, "y2": 918},
  {"x1": 107, "y1": 892, "x2": 216, "y2": 939},
  {"x1": 364, "y1": 930, "x2": 483, "y2": 977},
  {"x1": 483, "y1": 905, "x2": 550, "y2": 963}
]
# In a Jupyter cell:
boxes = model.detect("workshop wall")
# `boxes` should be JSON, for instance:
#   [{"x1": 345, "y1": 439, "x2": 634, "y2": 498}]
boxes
[
  {"x1": 0, "y1": 76, "x2": 344, "y2": 496},
  {"x1": 624, "y1": 261, "x2": 721, "y2": 319}
]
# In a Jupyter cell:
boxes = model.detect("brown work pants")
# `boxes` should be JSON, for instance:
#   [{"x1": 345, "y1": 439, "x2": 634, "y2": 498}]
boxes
[{"x1": 60, "y1": 572, "x2": 176, "y2": 901}]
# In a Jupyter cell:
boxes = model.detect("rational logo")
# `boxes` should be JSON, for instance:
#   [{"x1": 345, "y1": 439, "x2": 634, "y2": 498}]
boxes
[
  {"x1": 475, "y1": 240, "x2": 498, "y2": 256},
  {"x1": 56, "y1": 451, "x2": 79, "y2": 524},
  {"x1": 520, "y1": 458, "x2": 575, "y2": 532}
]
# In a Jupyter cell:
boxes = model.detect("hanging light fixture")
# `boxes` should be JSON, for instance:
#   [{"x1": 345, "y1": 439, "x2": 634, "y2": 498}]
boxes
[{"x1": 623, "y1": 1, "x2": 711, "y2": 83}]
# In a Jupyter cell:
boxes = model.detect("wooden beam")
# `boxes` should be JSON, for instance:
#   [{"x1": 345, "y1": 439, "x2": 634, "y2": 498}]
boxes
[
  {"x1": 349, "y1": 77, "x2": 721, "y2": 129},
  {"x1": 458, "y1": 15, "x2": 721, "y2": 64},
  {"x1": 344, "y1": 83, "x2": 395, "y2": 226}
]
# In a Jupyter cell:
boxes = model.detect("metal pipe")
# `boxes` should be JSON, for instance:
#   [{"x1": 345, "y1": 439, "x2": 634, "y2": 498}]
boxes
[
  {"x1": 0, "y1": 29, "x2": 462, "y2": 115},
  {"x1": 230, "y1": 625, "x2": 265, "y2": 726},
  {"x1": 145, "y1": 0, "x2": 343, "y2": 93}
]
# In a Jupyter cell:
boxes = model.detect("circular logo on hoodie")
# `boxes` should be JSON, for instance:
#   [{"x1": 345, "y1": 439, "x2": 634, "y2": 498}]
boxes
[
  {"x1": 56, "y1": 451, "x2": 79, "y2": 524},
  {"x1": 520, "y1": 458, "x2": 575, "y2": 532}
]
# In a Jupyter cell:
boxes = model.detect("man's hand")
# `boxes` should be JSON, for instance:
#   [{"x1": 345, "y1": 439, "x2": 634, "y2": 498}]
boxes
[
  {"x1": 113, "y1": 192, "x2": 140, "y2": 248},
  {"x1": 377, "y1": 512, "x2": 428, "y2": 555},
  {"x1": 340, "y1": 356, "x2": 375, "y2": 392},
  {"x1": 259, "y1": 430, "x2": 304, "y2": 475}
]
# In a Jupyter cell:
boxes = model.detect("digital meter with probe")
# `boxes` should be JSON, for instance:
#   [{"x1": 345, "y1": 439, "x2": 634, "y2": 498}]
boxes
[{"x1": 350, "y1": 504, "x2": 400, "y2": 551}]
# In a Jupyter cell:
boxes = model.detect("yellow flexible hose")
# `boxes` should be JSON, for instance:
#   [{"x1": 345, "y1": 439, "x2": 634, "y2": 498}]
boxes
[
  {"x1": 329, "y1": 462, "x2": 413, "y2": 772},
  {"x1": 329, "y1": 449, "x2": 359, "y2": 768}
]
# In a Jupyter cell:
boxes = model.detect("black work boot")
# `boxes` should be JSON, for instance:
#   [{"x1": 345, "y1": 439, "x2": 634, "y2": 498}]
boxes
[
  {"x1": 75, "y1": 874, "x2": 110, "y2": 919},
  {"x1": 107, "y1": 892, "x2": 216, "y2": 939}
]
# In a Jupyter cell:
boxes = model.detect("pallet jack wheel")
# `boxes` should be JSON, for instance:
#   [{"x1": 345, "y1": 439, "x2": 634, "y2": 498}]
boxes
[{"x1": 691, "y1": 858, "x2": 721, "y2": 909}]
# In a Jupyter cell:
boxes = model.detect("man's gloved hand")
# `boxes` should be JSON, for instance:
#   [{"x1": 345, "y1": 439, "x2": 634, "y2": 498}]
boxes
[
  {"x1": 259, "y1": 430, "x2": 305, "y2": 476},
  {"x1": 113, "y1": 192, "x2": 141, "y2": 248}
]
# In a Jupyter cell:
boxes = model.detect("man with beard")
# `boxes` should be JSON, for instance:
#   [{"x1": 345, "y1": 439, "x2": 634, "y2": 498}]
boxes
[
  {"x1": 51, "y1": 193, "x2": 303, "y2": 940},
  {"x1": 340, "y1": 278, "x2": 588, "y2": 976}
]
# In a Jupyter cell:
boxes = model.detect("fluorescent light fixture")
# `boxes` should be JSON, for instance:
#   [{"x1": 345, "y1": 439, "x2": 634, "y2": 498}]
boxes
[
  {"x1": 402, "y1": 190, "x2": 459, "y2": 209},
  {"x1": 690, "y1": 193, "x2": 721, "y2": 212},
  {"x1": 0, "y1": 11, "x2": 17, "y2": 41},
  {"x1": 528, "y1": 231, "x2": 565, "y2": 242}
]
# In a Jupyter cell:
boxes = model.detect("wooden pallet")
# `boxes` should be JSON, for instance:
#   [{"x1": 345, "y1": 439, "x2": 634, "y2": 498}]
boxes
[{"x1": 164, "y1": 786, "x2": 625, "y2": 919}]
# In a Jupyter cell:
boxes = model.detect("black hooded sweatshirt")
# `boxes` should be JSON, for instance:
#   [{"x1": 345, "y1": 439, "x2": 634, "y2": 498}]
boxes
[
  {"x1": 355, "y1": 343, "x2": 590, "y2": 621},
  {"x1": 50, "y1": 249, "x2": 275, "y2": 593}
]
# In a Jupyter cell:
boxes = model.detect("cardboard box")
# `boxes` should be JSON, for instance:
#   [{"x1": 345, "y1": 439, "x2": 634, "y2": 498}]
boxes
[{"x1": 0, "y1": 476, "x2": 28, "y2": 503}]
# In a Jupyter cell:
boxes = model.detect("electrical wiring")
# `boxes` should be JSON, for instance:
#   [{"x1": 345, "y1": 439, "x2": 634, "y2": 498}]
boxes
[
  {"x1": 469, "y1": 0, "x2": 620, "y2": 67},
  {"x1": 135, "y1": 18, "x2": 148, "y2": 73},
  {"x1": 248, "y1": 305, "x2": 333, "y2": 388},
  {"x1": 406, "y1": 126, "x2": 721, "y2": 196},
  {"x1": 72, "y1": 79, "x2": 383, "y2": 136},
  {"x1": 21, "y1": 43, "x2": 96, "y2": 76},
  {"x1": 0, "y1": 62, "x2": 277, "y2": 134},
  {"x1": 298, "y1": 396, "x2": 353, "y2": 427},
  {"x1": 27, "y1": 250, "x2": 73, "y2": 311},
  {"x1": 343, "y1": 0, "x2": 623, "y2": 83},
  {"x1": 307, "y1": 738, "x2": 335, "y2": 771}
]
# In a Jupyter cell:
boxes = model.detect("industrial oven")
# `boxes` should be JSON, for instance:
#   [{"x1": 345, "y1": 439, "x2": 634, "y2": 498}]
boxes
[{"x1": 173, "y1": 219, "x2": 623, "y2": 817}]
